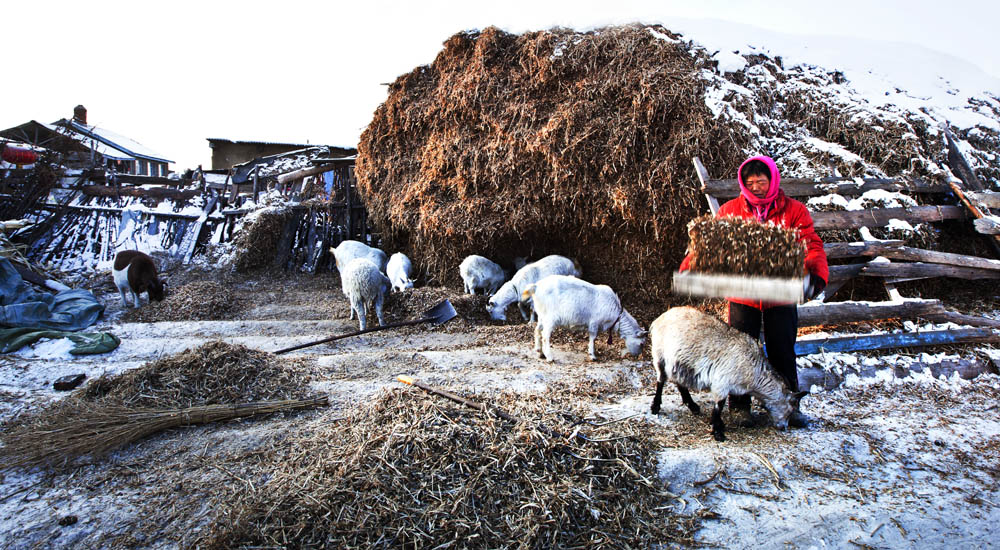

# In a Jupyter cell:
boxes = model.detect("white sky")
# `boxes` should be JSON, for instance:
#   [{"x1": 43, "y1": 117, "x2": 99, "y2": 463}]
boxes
[{"x1": 2, "y1": 0, "x2": 998, "y2": 171}]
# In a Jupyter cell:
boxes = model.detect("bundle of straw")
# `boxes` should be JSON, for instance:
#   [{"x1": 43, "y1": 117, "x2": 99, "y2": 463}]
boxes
[
  {"x1": 685, "y1": 214, "x2": 806, "y2": 278},
  {"x1": 0, "y1": 397, "x2": 327, "y2": 469}
]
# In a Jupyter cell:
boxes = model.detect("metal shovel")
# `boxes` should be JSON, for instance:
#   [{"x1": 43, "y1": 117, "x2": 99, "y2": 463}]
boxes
[{"x1": 273, "y1": 299, "x2": 457, "y2": 355}]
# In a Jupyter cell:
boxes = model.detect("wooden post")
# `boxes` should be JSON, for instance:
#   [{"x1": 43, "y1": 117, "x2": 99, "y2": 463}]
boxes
[
  {"x1": 252, "y1": 171, "x2": 260, "y2": 204},
  {"x1": 945, "y1": 128, "x2": 1000, "y2": 256},
  {"x1": 692, "y1": 157, "x2": 720, "y2": 215}
]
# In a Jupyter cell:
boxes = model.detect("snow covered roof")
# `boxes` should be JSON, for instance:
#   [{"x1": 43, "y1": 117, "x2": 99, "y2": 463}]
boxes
[
  {"x1": 207, "y1": 138, "x2": 357, "y2": 151},
  {"x1": 0, "y1": 120, "x2": 134, "y2": 161},
  {"x1": 60, "y1": 119, "x2": 172, "y2": 164}
]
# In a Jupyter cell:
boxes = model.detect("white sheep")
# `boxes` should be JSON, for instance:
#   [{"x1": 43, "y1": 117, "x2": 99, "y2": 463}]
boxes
[
  {"x1": 522, "y1": 275, "x2": 647, "y2": 362},
  {"x1": 387, "y1": 252, "x2": 415, "y2": 292},
  {"x1": 340, "y1": 258, "x2": 391, "y2": 330},
  {"x1": 648, "y1": 306, "x2": 808, "y2": 441},
  {"x1": 330, "y1": 240, "x2": 388, "y2": 274},
  {"x1": 487, "y1": 255, "x2": 581, "y2": 321},
  {"x1": 459, "y1": 255, "x2": 505, "y2": 296}
]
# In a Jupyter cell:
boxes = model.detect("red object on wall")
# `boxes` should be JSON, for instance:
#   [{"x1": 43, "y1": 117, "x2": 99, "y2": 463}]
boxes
[{"x1": 2, "y1": 144, "x2": 39, "y2": 165}]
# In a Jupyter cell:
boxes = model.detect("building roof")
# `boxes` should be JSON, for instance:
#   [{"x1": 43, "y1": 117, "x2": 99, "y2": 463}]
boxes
[
  {"x1": 60, "y1": 119, "x2": 172, "y2": 164},
  {"x1": 0, "y1": 120, "x2": 134, "y2": 161},
  {"x1": 207, "y1": 137, "x2": 357, "y2": 152}
]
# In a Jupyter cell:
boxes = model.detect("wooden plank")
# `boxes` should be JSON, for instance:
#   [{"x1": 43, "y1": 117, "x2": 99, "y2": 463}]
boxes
[
  {"x1": 967, "y1": 191, "x2": 1000, "y2": 209},
  {"x1": 799, "y1": 359, "x2": 998, "y2": 391},
  {"x1": 824, "y1": 241, "x2": 1000, "y2": 270},
  {"x1": 797, "y1": 299, "x2": 945, "y2": 327},
  {"x1": 81, "y1": 185, "x2": 200, "y2": 201},
  {"x1": 974, "y1": 217, "x2": 1000, "y2": 235},
  {"x1": 703, "y1": 177, "x2": 948, "y2": 199},
  {"x1": 812, "y1": 205, "x2": 966, "y2": 230},
  {"x1": 692, "y1": 157, "x2": 720, "y2": 214},
  {"x1": 945, "y1": 128, "x2": 985, "y2": 192},
  {"x1": 923, "y1": 311, "x2": 1000, "y2": 329},
  {"x1": 276, "y1": 163, "x2": 338, "y2": 185},
  {"x1": 181, "y1": 197, "x2": 218, "y2": 264},
  {"x1": 795, "y1": 328, "x2": 999, "y2": 355},
  {"x1": 824, "y1": 240, "x2": 905, "y2": 259},
  {"x1": 858, "y1": 261, "x2": 1000, "y2": 280}
]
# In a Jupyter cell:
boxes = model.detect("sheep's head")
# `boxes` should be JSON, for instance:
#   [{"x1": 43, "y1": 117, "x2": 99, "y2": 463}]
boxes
[
  {"x1": 765, "y1": 390, "x2": 808, "y2": 430},
  {"x1": 486, "y1": 298, "x2": 506, "y2": 321},
  {"x1": 623, "y1": 329, "x2": 647, "y2": 357}
]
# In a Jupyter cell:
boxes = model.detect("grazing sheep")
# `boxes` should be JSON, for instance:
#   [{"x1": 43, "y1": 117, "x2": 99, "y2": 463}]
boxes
[
  {"x1": 459, "y1": 255, "x2": 505, "y2": 296},
  {"x1": 387, "y1": 252, "x2": 415, "y2": 292},
  {"x1": 112, "y1": 250, "x2": 167, "y2": 308},
  {"x1": 522, "y1": 275, "x2": 647, "y2": 362},
  {"x1": 341, "y1": 258, "x2": 391, "y2": 330},
  {"x1": 487, "y1": 255, "x2": 581, "y2": 321},
  {"x1": 330, "y1": 240, "x2": 388, "y2": 274},
  {"x1": 648, "y1": 307, "x2": 808, "y2": 441}
]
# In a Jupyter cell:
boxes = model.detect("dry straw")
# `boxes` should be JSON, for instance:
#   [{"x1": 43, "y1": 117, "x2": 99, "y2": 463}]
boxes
[
  {"x1": 685, "y1": 214, "x2": 806, "y2": 278},
  {"x1": 356, "y1": 24, "x2": 750, "y2": 304},
  {"x1": 199, "y1": 385, "x2": 708, "y2": 549},
  {"x1": 0, "y1": 341, "x2": 317, "y2": 468}
]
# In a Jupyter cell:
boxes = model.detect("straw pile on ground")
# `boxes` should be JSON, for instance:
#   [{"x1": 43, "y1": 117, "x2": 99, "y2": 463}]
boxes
[
  {"x1": 357, "y1": 24, "x2": 750, "y2": 304},
  {"x1": 0, "y1": 342, "x2": 316, "y2": 467},
  {"x1": 232, "y1": 208, "x2": 294, "y2": 272},
  {"x1": 122, "y1": 280, "x2": 245, "y2": 322},
  {"x1": 685, "y1": 214, "x2": 806, "y2": 278},
  {"x1": 199, "y1": 385, "x2": 705, "y2": 549}
]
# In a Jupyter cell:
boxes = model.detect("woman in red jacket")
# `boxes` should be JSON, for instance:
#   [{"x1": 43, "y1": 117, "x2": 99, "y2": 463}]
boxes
[{"x1": 680, "y1": 155, "x2": 828, "y2": 428}]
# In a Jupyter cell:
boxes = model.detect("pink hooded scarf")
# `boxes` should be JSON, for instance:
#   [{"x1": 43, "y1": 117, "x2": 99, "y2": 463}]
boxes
[{"x1": 737, "y1": 155, "x2": 781, "y2": 222}]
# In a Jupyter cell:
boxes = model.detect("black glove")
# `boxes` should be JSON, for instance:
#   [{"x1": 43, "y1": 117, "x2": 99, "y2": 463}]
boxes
[{"x1": 802, "y1": 274, "x2": 826, "y2": 301}]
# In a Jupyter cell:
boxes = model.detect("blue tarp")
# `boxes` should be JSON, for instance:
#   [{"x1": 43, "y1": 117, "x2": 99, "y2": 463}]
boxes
[{"x1": 0, "y1": 258, "x2": 105, "y2": 332}]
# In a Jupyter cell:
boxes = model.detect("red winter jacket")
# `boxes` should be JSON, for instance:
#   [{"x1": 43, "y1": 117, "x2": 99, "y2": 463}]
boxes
[{"x1": 679, "y1": 191, "x2": 829, "y2": 310}]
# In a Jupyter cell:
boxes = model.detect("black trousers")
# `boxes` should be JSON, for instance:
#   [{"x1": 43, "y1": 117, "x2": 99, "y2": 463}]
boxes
[{"x1": 727, "y1": 302, "x2": 799, "y2": 411}]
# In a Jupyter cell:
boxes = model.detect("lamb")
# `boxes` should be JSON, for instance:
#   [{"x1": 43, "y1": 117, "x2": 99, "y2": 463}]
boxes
[
  {"x1": 522, "y1": 275, "x2": 647, "y2": 362},
  {"x1": 386, "y1": 252, "x2": 415, "y2": 292},
  {"x1": 648, "y1": 306, "x2": 807, "y2": 441},
  {"x1": 112, "y1": 250, "x2": 167, "y2": 308},
  {"x1": 330, "y1": 240, "x2": 388, "y2": 274},
  {"x1": 487, "y1": 255, "x2": 582, "y2": 321},
  {"x1": 340, "y1": 258, "x2": 391, "y2": 330},
  {"x1": 459, "y1": 255, "x2": 505, "y2": 296}
]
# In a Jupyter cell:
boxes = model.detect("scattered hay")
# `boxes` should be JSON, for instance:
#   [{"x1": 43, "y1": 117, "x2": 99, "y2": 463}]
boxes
[
  {"x1": 121, "y1": 280, "x2": 245, "y2": 322},
  {"x1": 199, "y1": 386, "x2": 705, "y2": 549},
  {"x1": 385, "y1": 286, "x2": 490, "y2": 323},
  {"x1": 232, "y1": 208, "x2": 294, "y2": 272},
  {"x1": 357, "y1": 24, "x2": 750, "y2": 305},
  {"x1": 0, "y1": 342, "x2": 317, "y2": 468},
  {"x1": 83, "y1": 341, "x2": 312, "y2": 408},
  {"x1": 685, "y1": 214, "x2": 806, "y2": 278}
]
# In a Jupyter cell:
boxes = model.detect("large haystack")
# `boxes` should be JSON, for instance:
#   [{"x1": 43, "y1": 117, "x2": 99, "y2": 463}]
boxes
[{"x1": 357, "y1": 24, "x2": 749, "y2": 303}]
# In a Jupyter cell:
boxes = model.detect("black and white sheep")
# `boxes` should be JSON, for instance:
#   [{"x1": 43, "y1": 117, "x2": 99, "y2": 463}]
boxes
[
  {"x1": 387, "y1": 252, "x2": 415, "y2": 292},
  {"x1": 112, "y1": 250, "x2": 166, "y2": 308},
  {"x1": 459, "y1": 255, "x2": 505, "y2": 296},
  {"x1": 340, "y1": 257, "x2": 391, "y2": 330},
  {"x1": 648, "y1": 306, "x2": 807, "y2": 441},
  {"x1": 487, "y1": 255, "x2": 581, "y2": 321},
  {"x1": 522, "y1": 275, "x2": 646, "y2": 362}
]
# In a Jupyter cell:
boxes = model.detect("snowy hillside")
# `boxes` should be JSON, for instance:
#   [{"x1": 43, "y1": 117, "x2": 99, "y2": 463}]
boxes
[{"x1": 665, "y1": 17, "x2": 1000, "y2": 183}]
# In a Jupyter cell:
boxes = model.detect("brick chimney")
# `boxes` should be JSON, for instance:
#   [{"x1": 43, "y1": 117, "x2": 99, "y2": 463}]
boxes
[{"x1": 73, "y1": 105, "x2": 87, "y2": 125}]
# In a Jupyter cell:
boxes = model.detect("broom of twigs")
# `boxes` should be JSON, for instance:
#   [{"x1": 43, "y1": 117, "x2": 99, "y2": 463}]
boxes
[{"x1": 1, "y1": 397, "x2": 328, "y2": 469}]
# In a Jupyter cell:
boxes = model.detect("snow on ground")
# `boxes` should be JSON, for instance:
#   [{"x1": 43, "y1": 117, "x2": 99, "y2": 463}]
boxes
[{"x1": 1, "y1": 270, "x2": 998, "y2": 548}]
